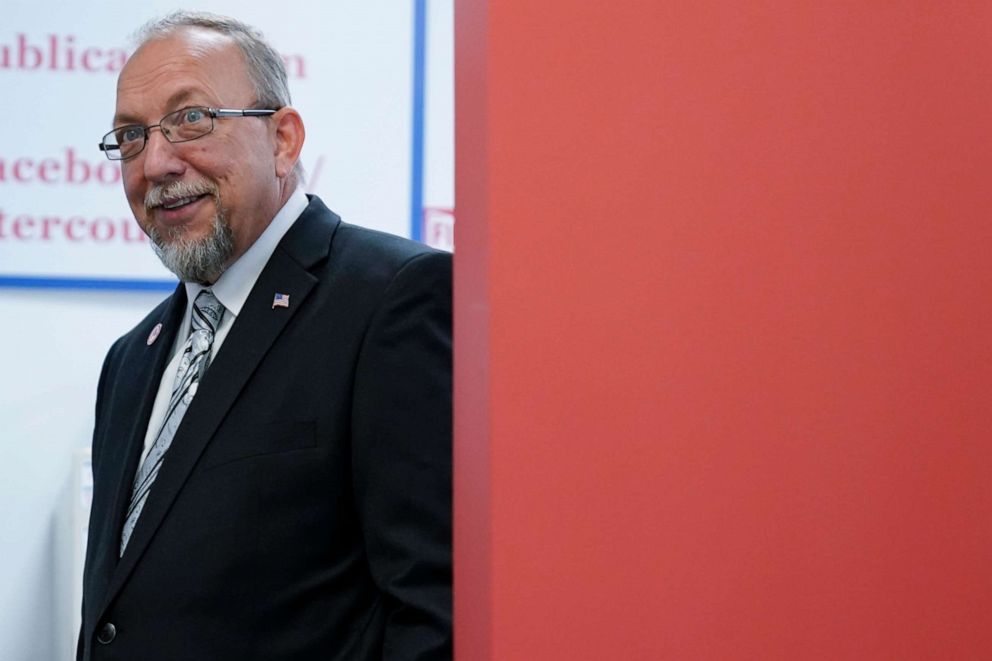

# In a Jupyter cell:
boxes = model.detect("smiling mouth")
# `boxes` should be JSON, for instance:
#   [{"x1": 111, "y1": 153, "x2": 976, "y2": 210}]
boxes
[
  {"x1": 160, "y1": 194, "x2": 207, "y2": 210},
  {"x1": 145, "y1": 180, "x2": 217, "y2": 215}
]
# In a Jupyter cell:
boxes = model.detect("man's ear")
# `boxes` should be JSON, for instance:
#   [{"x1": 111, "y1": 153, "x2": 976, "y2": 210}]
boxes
[{"x1": 272, "y1": 107, "x2": 306, "y2": 178}]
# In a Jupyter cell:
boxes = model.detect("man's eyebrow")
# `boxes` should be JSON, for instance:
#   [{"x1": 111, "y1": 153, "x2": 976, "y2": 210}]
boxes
[
  {"x1": 112, "y1": 110, "x2": 143, "y2": 127},
  {"x1": 112, "y1": 89, "x2": 205, "y2": 127}
]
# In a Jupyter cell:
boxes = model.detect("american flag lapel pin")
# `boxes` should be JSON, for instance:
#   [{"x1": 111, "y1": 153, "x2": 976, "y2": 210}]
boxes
[{"x1": 272, "y1": 292, "x2": 290, "y2": 309}]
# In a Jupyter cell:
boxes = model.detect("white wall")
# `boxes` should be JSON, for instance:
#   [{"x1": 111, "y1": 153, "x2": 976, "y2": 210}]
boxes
[{"x1": 0, "y1": 290, "x2": 163, "y2": 660}]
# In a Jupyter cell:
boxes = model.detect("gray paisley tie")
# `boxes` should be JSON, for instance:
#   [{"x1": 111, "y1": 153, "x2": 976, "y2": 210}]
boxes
[{"x1": 119, "y1": 289, "x2": 225, "y2": 556}]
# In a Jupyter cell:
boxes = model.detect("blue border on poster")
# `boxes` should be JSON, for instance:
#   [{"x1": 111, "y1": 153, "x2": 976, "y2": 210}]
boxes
[
  {"x1": 409, "y1": 0, "x2": 427, "y2": 243},
  {"x1": 0, "y1": 275, "x2": 177, "y2": 291},
  {"x1": 0, "y1": 2, "x2": 430, "y2": 292}
]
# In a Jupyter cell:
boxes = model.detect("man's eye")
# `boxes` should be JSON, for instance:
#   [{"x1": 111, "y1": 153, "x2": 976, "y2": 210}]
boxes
[
  {"x1": 182, "y1": 108, "x2": 206, "y2": 124},
  {"x1": 119, "y1": 127, "x2": 144, "y2": 144}
]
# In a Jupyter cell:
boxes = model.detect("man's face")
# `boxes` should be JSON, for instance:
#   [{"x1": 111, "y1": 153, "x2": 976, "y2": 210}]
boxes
[{"x1": 115, "y1": 28, "x2": 281, "y2": 283}]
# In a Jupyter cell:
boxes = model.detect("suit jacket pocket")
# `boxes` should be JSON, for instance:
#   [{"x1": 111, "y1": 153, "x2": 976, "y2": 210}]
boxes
[{"x1": 200, "y1": 419, "x2": 317, "y2": 470}]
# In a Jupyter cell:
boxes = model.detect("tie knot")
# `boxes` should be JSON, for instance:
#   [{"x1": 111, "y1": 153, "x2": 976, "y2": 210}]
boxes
[{"x1": 192, "y1": 289, "x2": 225, "y2": 332}]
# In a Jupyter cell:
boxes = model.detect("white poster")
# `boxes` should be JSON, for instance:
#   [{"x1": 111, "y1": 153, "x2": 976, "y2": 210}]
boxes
[{"x1": 0, "y1": 0, "x2": 452, "y2": 291}]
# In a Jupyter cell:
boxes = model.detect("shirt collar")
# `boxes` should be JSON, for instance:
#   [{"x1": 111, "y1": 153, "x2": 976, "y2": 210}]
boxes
[{"x1": 184, "y1": 187, "x2": 309, "y2": 319}]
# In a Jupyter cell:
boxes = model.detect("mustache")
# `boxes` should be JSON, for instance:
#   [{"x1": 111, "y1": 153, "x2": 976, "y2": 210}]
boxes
[{"x1": 145, "y1": 180, "x2": 218, "y2": 210}]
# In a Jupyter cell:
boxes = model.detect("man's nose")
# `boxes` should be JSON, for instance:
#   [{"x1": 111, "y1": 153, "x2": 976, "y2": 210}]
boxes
[{"x1": 141, "y1": 128, "x2": 185, "y2": 181}]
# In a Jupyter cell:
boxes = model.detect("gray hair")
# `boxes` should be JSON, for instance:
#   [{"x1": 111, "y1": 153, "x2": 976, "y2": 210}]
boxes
[
  {"x1": 133, "y1": 11, "x2": 292, "y2": 108},
  {"x1": 132, "y1": 11, "x2": 304, "y2": 182}
]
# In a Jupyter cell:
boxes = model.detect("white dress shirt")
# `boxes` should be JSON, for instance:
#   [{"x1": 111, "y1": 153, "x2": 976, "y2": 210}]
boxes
[{"x1": 138, "y1": 188, "x2": 310, "y2": 464}]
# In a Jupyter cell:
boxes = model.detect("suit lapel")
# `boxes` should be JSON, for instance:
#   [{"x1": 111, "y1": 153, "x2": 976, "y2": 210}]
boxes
[
  {"x1": 108, "y1": 288, "x2": 187, "y2": 539},
  {"x1": 98, "y1": 197, "x2": 340, "y2": 615},
  {"x1": 86, "y1": 286, "x2": 185, "y2": 634}
]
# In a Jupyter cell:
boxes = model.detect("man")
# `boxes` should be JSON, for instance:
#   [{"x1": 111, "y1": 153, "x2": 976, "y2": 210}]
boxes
[{"x1": 79, "y1": 11, "x2": 451, "y2": 660}]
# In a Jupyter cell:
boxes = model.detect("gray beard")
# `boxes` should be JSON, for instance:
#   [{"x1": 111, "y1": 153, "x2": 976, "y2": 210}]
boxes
[{"x1": 147, "y1": 211, "x2": 235, "y2": 285}]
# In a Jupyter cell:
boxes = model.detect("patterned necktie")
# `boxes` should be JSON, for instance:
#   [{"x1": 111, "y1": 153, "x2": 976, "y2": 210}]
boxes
[{"x1": 120, "y1": 289, "x2": 225, "y2": 556}]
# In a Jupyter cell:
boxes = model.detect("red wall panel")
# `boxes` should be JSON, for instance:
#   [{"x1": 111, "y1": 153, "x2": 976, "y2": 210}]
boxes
[{"x1": 455, "y1": 2, "x2": 992, "y2": 658}]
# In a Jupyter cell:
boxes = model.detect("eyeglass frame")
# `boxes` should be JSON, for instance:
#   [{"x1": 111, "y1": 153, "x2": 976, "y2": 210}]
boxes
[{"x1": 98, "y1": 106, "x2": 279, "y2": 161}]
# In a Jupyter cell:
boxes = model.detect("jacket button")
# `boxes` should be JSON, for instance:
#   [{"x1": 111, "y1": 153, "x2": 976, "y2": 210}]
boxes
[{"x1": 96, "y1": 622, "x2": 117, "y2": 644}]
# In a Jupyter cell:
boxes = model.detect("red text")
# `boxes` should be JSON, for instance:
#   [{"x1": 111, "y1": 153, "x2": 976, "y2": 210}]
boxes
[
  {"x1": 0, "y1": 209, "x2": 146, "y2": 243},
  {"x1": 0, "y1": 148, "x2": 121, "y2": 185}
]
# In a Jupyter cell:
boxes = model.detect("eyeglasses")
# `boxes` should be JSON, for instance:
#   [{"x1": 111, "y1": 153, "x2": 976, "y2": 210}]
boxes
[{"x1": 98, "y1": 106, "x2": 278, "y2": 161}]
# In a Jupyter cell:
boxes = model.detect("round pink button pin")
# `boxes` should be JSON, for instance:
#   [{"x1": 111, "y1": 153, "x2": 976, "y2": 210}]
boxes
[{"x1": 147, "y1": 323, "x2": 163, "y2": 346}]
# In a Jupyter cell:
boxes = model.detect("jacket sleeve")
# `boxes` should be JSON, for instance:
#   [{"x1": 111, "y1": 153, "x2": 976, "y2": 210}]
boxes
[{"x1": 351, "y1": 250, "x2": 453, "y2": 660}]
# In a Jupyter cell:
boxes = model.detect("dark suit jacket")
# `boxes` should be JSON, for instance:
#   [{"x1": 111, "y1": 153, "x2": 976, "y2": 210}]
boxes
[{"x1": 79, "y1": 196, "x2": 452, "y2": 660}]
